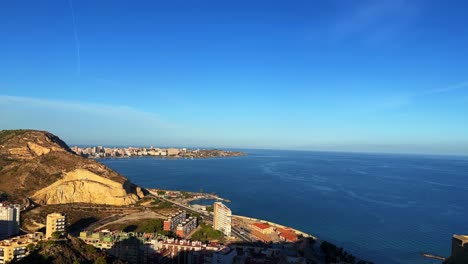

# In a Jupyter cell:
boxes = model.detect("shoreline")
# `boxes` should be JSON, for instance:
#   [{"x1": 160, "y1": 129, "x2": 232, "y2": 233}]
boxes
[
  {"x1": 148, "y1": 188, "x2": 311, "y2": 237},
  {"x1": 233, "y1": 214, "x2": 317, "y2": 240},
  {"x1": 92, "y1": 155, "x2": 246, "y2": 160}
]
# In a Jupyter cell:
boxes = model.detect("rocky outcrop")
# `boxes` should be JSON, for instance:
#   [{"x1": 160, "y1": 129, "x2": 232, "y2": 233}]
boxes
[
  {"x1": 0, "y1": 130, "x2": 147, "y2": 205},
  {"x1": 1, "y1": 130, "x2": 71, "y2": 160},
  {"x1": 31, "y1": 169, "x2": 142, "y2": 205}
]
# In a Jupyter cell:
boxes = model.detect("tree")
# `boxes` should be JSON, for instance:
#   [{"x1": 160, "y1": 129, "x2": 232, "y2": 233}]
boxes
[
  {"x1": 51, "y1": 231, "x2": 61, "y2": 239},
  {"x1": 94, "y1": 257, "x2": 107, "y2": 264},
  {"x1": 157, "y1": 190, "x2": 166, "y2": 196},
  {"x1": 191, "y1": 224, "x2": 224, "y2": 243},
  {"x1": 26, "y1": 244, "x2": 35, "y2": 251},
  {"x1": 85, "y1": 244, "x2": 97, "y2": 254},
  {"x1": 139, "y1": 219, "x2": 165, "y2": 233}
]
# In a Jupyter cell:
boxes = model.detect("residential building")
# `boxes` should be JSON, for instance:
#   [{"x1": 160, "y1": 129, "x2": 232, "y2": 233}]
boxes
[
  {"x1": 251, "y1": 222, "x2": 274, "y2": 242},
  {"x1": 176, "y1": 217, "x2": 197, "y2": 238},
  {"x1": 0, "y1": 232, "x2": 43, "y2": 264},
  {"x1": 46, "y1": 213, "x2": 67, "y2": 239},
  {"x1": 277, "y1": 227, "x2": 298, "y2": 242},
  {"x1": 0, "y1": 204, "x2": 20, "y2": 240},
  {"x1": 449, "y1": 235, "x2": 468, "y2": 264},
  {"x1": 213, "y1": 202, "x2": 232, "y2": 237},
  {"x1": 163, "y1": 210, "x2": 186, "y2": 232},
  {"x1": 167, "y1": 148, "x2": 180, "y2": 156},
  {"x1": 211, "y1": 247, "x2": 237, "y2": 264}
]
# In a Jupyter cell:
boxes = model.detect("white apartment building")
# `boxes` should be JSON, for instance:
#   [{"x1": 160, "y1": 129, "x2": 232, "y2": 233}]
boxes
[
  {"x1": 0, "y1": 204, "x2": 20, "y2": 240},
  {"x1": 213, "y1": 202, "x2": 232, "y2": 237}
]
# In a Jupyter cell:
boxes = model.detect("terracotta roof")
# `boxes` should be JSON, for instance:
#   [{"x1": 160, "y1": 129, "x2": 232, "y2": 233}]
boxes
[
  {"x1": 280, "y1": 230, "x2": 298, "y2": 242},
  {"x1": 252, "y1": 222, "x2": 271, "y2": 230}
]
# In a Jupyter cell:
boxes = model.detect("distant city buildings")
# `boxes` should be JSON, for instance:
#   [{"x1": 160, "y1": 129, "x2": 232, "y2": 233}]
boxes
[
  {"x1": 0, "y1": 203, "x2": 20, "y2": 240},
  {"x1": 71, "y1": 146, "x2": 242, "y2": 159},
  {"x1": 166, "y1": 148, "x2": 180, "y2": 156},
  {"x1": 46, "y1": 213, "x2": 67, "y2": 239},
  {"x1": 213, "y1": 202, "x2": 231, "y2": 237},
  {"x1": 72, "y1": 146, "x2": 185, "y2": 158}
]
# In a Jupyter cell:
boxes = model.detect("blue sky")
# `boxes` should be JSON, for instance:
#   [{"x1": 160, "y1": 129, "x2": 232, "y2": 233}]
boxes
[{"x1": 1, "y1": 0, "x2": 467, "y2": 155}]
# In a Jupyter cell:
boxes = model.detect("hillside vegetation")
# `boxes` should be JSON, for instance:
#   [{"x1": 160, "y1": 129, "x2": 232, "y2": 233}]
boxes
[
  {"x1": 0, "y1": 129, "x2": 146, "y2": 205},
  {"x1": 13, "y1": 236, "x2": 126, "y2": 264}
]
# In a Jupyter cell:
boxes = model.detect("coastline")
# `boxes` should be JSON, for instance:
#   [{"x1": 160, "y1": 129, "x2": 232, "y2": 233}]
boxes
[
  {"x1": 92, "y1": 154, "x2": 246, "y2": 160},
  {"x1": 233, "y1": 214, "x2": 317, "y2": 240}
]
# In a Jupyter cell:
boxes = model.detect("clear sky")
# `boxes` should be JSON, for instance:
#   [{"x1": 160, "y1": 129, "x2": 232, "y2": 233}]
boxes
[{"x1": 1, "y1": 0, "x2": 467, "y2": 155}]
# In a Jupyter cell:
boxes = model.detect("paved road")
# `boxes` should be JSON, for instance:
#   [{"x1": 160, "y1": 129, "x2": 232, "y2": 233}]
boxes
[{"x1": 148, "y1": 191, "x2": 254, "y2": 242}]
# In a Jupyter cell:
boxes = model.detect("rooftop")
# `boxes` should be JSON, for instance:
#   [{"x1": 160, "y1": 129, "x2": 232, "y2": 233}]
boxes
[
  {"x1": 454, "y1": 235, "x2": 468, "y2": 246},
  {"x1": 0, "y1": 233, "x2": 43, "y2": 247},
  {"x1": 253, "y1": 222, "x2": 271, "y2": 230}
]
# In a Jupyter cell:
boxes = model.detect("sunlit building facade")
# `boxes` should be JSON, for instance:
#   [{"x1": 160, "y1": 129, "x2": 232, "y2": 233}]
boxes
[{"x1": 213, "y1": 202, "x2": 231, "y2": 237}]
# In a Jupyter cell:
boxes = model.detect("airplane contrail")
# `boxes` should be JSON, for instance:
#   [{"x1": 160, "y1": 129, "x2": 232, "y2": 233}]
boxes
[{"x1": 68, "y1": 0, "x2": 81, "y2": 76}]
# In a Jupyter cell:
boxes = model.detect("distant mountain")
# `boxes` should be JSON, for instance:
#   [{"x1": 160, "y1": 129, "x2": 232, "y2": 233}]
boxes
[{"x1": 0, "y1": 130, "x2": 146, "y2": 206}]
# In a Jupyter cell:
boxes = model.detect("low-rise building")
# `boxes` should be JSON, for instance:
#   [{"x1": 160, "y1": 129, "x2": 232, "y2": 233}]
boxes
[
  {"x1": 80, "y1": 231, "x2": 163, "y2": 264},
  {"x1": 252, "y1": 222, "x2": 274, "y2": 235},
  {"x1": 0, "y1": 232, "x2": 43, "y2": 264},
  {"x1": 277, "y1": 227, "x2": 298, "y2": 242},
  {"x1": 211, "y1": 246, "x2": 237, "y2": 264},
  {"x1": 251, "y1": 222, "x2": 274, "y2": 242}
]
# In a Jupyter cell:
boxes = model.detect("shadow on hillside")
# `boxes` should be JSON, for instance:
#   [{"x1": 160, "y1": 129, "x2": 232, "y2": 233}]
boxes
[
  {"x1": 69, "y1": 217, "x2": 99, "y2": 233},
  {"x1": 123, "y1": 225, "x2": 138, "y2": 232}
]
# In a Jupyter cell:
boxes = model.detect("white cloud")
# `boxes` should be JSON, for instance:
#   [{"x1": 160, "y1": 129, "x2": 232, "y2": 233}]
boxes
[
  {"x1": 426, "y1": 81, "x2": 468, "y2": 95},
  {"x1": 330, "y1": 0, "x2": 419, "y2": 43}
]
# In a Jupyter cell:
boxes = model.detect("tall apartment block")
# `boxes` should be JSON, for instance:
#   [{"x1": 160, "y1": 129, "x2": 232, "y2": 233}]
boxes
[
  {"x1": 213, "y1": 202, "x2": 232, "y2": 237},
  {"x1": 46, "y1": 213, "x2": 67, "y2": 239},
  {"x1": 0, "y1": 204, "x2": 20, "y2": 240}
]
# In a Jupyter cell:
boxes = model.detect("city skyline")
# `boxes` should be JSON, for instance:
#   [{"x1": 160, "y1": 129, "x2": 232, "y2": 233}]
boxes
[{"x1": 1, "y1": 1, "x2": 468, "y2": 155}]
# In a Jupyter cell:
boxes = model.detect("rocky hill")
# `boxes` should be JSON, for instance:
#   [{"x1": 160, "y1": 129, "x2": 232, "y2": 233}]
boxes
[{"x1": 0, "y1": 130, "x2": 146, "y2": 206}]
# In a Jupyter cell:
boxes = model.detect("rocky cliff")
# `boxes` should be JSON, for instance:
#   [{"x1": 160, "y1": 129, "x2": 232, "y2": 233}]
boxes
[{"x1": 0, "y1": 130, "x2": 146, "y2": 205}]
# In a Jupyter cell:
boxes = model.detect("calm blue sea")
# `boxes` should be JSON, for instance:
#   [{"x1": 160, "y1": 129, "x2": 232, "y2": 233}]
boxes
[{"x1": 98, "y1": 150, "x2": 468, "y2": 264}]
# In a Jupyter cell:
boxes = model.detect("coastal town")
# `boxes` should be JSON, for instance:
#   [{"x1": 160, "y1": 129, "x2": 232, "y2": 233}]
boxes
[
  {"x1": 1, "y1": 188, "x2": 466, "y2": 264},
  {"x1": 0, "y1": 189, "x2": 372, "y2": 264},
  {"x1": 71, "y1": 146, "x2": 245, "y2": 159},
  {"x1": 0, "y1": 130, "x2": 465, "y2": 264}
]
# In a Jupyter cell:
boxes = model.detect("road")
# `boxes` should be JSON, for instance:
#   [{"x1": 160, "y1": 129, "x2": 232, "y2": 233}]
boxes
[{"x1": 148, "y1": 191, "x2": 254, "y2": 242}]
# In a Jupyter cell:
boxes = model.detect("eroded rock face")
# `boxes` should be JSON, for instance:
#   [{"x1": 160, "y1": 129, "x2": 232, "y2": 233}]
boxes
[
  {"x1": 31, "y1": 169, "x2": 140, "y2": 205},
  {"x1": 2, "y1": 131, "x2": 70, "y2": 160},
  {"x1": 0, "y1": 130, "x2": 147, "y2": 205}
]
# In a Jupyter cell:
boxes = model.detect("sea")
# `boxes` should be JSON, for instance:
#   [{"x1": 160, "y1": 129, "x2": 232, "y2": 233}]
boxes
[{"x1": 98, "y1": 149, "x2": 468, "y2": 264}]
